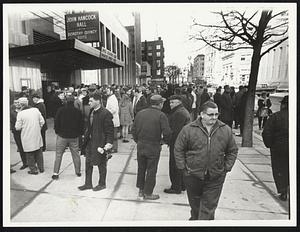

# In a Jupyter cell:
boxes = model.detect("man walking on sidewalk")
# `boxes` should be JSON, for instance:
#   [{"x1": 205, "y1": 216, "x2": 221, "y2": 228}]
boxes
[
  {"x1": 52, "y1": 95, "x2": 84, "y2": 180},
  {"x1": 132, "y1": 95, "x2": 171, "y2": 200},
  {"x1": 174, "y1": 101, "x2": 238, "y2": 220},
  {"x1": 164, "y1": 95, "x2": 190, "y2": 194},
  {"x1": 15, "y1": 97, "x2": 45, "y2": 175},
  {"x1": 78, "y1": 90, "x2": 114, "y2": 191}
]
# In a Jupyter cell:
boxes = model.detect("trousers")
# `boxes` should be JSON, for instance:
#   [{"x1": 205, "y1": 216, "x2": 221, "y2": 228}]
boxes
[
  {"x1": 12, "y1": 131, "x2": 27, "y2": 166},
  {"x1": 85, "y1": 153, "x2": 107, "y2": 186},
  {"x1": 136, "y1": 151, "x2": 160, "y2": 195},
  {"x1": 169, "y1": 144, "x2": 184, "y2": 191},
  {"x1": 53, "y1": 135, "x2": 81, "y2": 174},
  {"x1": 184, "y1": 173, "x2": 226, "y2": 220},
  {"x1": 26, "y1": 148, "x2": 44, "y2": 172}
]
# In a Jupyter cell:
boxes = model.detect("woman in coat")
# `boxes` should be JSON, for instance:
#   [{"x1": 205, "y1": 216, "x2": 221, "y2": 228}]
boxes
[
  {"x1": 262, "y1": 96, "x2": 289, "y2": 201},
  {"x1": 119, "y1": 94, "x2": 134, "y2": 143},
  {"x1": 257, "y1": 92, "x2": 272, "y2": 130}
]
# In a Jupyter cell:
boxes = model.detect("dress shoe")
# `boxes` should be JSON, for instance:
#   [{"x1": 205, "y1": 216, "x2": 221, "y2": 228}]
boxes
[
  {"x1": 143, "y1": 194, "x2": 160, "y2": 200},
  {"x1": 76, "y1": 173, "x2": 81, "y2": 177},
  {"x1": 28, "y1": 171, "x2": 38, "y2": 175},
  {"x1": 78, "y1": 184, "x2": 93, "y2": 191},
  {"x1": 164, "y1": 188, "x2": 181, "y2": 194},
  {"x1": 279, "y1": 193, "x2": 287, "y2": 201},
  {"x1": 93, "y1": 185, "x2": 106, "y2": 191},
  {"x1": 10, "y1": 169, "x2": 16, "y2": 174},
  {"x1": 52, "y1": 174, "x2": 59, "y2": 180},
  {"x1": 39, "y1": 169, "x2": 44, "y2": 173},
  {"x1": 138, "y1": 189, "x2": 144, "y2": 197},
  {"x1": 20, "y1": 165, "x2": 28, "y2": 170}
]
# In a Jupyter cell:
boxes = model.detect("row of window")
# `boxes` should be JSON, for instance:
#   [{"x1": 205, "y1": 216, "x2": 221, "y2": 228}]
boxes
[
  {"x1": 142, "y1": 44, "x2": 161, "y2": 50},
  {"x1": 100, "y1": 22, "x2": 125, "y2": 61}
]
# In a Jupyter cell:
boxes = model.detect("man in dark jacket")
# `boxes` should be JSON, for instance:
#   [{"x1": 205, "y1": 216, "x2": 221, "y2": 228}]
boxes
[
  {"x1": 32, "y1": 93, "x2": 48, "y2": 151},
  {"x1": 219, "y1": 85, "x2": 234, "y2": 128},
  {"x1": 262, "y1": 96, "x2": 289, "y2": 201},
  {"x1": 213, "y1": 87, "x2": 222, "y2": 110},
  {"x1": 175, "y1": 101, "x2": 238, "y2": 220},
  {"x1": 164, "y1": 95, "x2": 191, "y2": 194},
  {"x1": 132, "y1": 87, "x2": 148, "y2": 117},
  {"x1": 10, "y1": 98, "x2": 27, "y2": 170},
  {"x1": 52, "y1": 95, "x2": 84, "y2": 180},
  {"x1": 132, "y1": 95, "x2": 172, "y2": 200},
  {"x1": 78, "y1": 90, "x2": 114, "y2": 191}
]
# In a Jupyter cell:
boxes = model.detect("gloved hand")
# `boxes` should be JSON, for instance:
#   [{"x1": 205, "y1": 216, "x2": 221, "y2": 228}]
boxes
[
  {"x1": 103, "y1": 143, "x2": 113, "y2": 151},
  {"x1": 97, "y1": 147, "x2": 105, "y2": 154}
]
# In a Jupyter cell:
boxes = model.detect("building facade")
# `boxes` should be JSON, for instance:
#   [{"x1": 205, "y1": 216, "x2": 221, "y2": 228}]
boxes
[
  {"x1": 193, "y1": 54, "x2": 205, "y2": 84},
  {"x1": 141, "y1": 37, "x2": 165, "y2": 84},
  {"x1": 7, "y1": 8, "x2": 140, "y2": 96}
]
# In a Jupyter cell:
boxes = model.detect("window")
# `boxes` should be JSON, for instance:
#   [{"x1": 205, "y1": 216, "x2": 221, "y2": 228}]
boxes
[
  {"x1": 148, "y1": 45, "x2": 152, "y2": 50},
  {"x1": 156, "y1": 52, "x2": 160, "y2": 57},
  {"x1": 141, "y1": 46, "x2": 144, "y2": 50},
  {"x1": 117, "y1": 38, "x2": 120, "y2": 59},
  {"x1": 106, "y1": 28, "x2": 111, "y2": 50},
  {"x1": 241, "y1": 57, "x2": 245, "y2": 61},
  {"x1": 148, "y1": 52, "x2": 152, "y2": 56},
  {"x1": 156, "y1": 59, "x2": 161, "y2": 67},
  {"x1": 156, "y1": 44, "x2": 161, "y2": 49},
  {"x1": 112, "y1": 33, "x2": 116, "y2": 53},
  {"x1": 156, "y1": 69, "x2": 161, "y2": 75},
  {"x1": 100, "y1": 23, "x2": 105, "y2": 48},
  {"x1": 121, "y1": 42, "x2": 124, "y2": 61}
]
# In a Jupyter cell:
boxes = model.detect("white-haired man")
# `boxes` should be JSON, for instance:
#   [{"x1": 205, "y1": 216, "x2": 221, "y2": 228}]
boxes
[{"x1": 15, "y1": 97, "x2": 45, "y2": 175}]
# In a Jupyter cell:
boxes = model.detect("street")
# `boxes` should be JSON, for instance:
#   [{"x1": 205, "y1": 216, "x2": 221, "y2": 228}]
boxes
[{"x1": 8, "y1": 118, "x2": 289, "y2": 225}]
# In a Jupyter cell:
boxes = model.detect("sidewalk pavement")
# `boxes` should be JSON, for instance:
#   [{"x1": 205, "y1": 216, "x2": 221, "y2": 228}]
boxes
[{"x1": 7, "y1": 118, "x2": 289, "y2": 225}]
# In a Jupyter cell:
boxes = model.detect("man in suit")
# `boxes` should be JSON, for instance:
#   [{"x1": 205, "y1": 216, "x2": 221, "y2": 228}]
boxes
[{"x1": 78, "y1": 90, "x2": 114, "y2": 191}]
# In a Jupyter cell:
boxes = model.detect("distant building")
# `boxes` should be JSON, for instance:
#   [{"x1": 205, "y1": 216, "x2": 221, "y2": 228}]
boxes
[
  {"x1": 141, "y1": 37, "x2": 165, "y2": 84},
  {"x1": 193, "y1": 54, "x2": 205, "y2": 83},
  {"x1": 257, "y1": 39, "x2": 288, "y2": 90}
]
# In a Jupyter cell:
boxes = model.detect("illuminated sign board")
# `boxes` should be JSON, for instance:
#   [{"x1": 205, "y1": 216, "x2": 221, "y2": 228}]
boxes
[{"x1": 65, "y1": 11, "x2": 99, "y2": 42}]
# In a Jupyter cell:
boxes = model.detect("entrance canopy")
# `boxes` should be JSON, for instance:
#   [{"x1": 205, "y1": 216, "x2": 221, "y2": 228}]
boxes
[{"x1": 9, "y1": 39, "x2": 124, "y2": 72}]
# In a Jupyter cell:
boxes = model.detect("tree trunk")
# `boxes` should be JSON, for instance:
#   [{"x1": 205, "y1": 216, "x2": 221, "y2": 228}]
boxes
[{"x1": 242, "y1": 11, "x2": 270, "y2": 147}]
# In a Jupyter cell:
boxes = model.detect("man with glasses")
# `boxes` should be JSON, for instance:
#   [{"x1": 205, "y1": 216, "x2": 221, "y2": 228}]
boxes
[{"x1": 174, "y1": 101, "x2": 238, "y2": 220}]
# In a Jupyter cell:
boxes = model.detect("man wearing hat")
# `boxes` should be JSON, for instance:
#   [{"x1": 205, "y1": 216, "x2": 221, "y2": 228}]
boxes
[
  {"x1": 32, "y1": 93, "x2": 48, "y2": 151},
  {"x1": 15, "y1": 97, "x2": 45, "y2": 175},
  {"x1": 132, "y1": 94, "x2": 172, "y2": 200},
  {"x1": 262, "y1": 95, "x2": 289, "y2": 201},
  {"x1": 52, "y1": 95, "x2": 84, "y2": 180},
  {"x1": 164, "y1": 95, "x2": 191, "y2": 194}
]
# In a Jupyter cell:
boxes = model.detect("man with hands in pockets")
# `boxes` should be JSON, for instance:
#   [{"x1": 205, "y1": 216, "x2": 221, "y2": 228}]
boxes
[
  {"x1": 174, "y1": 101, "x2": 238, "y2": 220},
  {"x1": 78, "y1": 90, "x2": 114, "y2": 192}
]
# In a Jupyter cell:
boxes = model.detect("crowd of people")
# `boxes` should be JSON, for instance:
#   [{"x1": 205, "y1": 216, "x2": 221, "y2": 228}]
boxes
[{"x1": 10, "y1": 82, "x2": 288, "y2": 220}]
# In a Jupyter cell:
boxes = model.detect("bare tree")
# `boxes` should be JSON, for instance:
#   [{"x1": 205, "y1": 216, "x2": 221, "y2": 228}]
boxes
[{"x1": 190, "y1": 10, "x2": 288, "y2": 147}]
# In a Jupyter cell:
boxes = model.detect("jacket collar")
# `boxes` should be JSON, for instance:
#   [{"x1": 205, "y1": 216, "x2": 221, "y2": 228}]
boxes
[{"x1": 190, "y1": 118, "x2": 226, "y2": 131}]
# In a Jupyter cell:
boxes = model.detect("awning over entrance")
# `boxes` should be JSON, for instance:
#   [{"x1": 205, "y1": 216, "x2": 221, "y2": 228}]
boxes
[{"x1": 9, "y1": 39, "x2": 124, "y2": 72}]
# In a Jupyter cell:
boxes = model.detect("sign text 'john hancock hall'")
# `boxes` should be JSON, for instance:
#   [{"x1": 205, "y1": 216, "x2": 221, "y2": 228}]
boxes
[{"x1": 65, "y1": 11, "x2": 100, "y2": 43}]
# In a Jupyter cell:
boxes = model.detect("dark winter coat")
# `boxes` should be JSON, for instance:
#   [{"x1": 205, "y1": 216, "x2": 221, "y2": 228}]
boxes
[
  {"x1": 84, "y1": 107, "x2": 114, "y2": 165},
  {"x1": 174, "y1": 119, "x2": 238, "y2": 180},
  {"x1": 219, "y1": 92, "x2": 234, "y2": 122},
  {"x1": 213, "y1": 92, "x2": 222, "y2": 109},
  {"x1": 200, "y1": 92, "x2": 211, "y2": 106},
  {"x1": 168, "y1": 104, "x2": 191, "y2": 145},
  {"x1": 132, "y1": 106, "x2": 172, "y2": 156},
  {"x1": 133, "y1": 95, "x2": 148, "y2": 116},
  {"x1": 54, "y1": 102, "x2": 84, "y2": 138},
  {"x1": 262, "y1": 108, "x2": 289, "y2": 193}
]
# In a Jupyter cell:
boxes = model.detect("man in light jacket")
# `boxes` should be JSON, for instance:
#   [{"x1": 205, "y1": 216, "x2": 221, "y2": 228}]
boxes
[
  {"x1": 105, "y1": 87, "x2": 120, "y2": 153},
  {"x1": 174, "y1": 101, "x2": 238, "y2": 220},
  {"x1": 15, "y1": 97, "x2": 45, "y2": 175}
]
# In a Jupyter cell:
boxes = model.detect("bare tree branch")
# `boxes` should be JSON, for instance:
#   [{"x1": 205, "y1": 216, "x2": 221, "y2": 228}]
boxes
[{"x1": 260, "y1": 37, "x2": 288, "y2": 57}]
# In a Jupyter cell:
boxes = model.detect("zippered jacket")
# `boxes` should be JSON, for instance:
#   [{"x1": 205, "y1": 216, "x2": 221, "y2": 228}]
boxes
[{"x1": 174, "y1": 119, "x2": 238, "y2": 180}]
